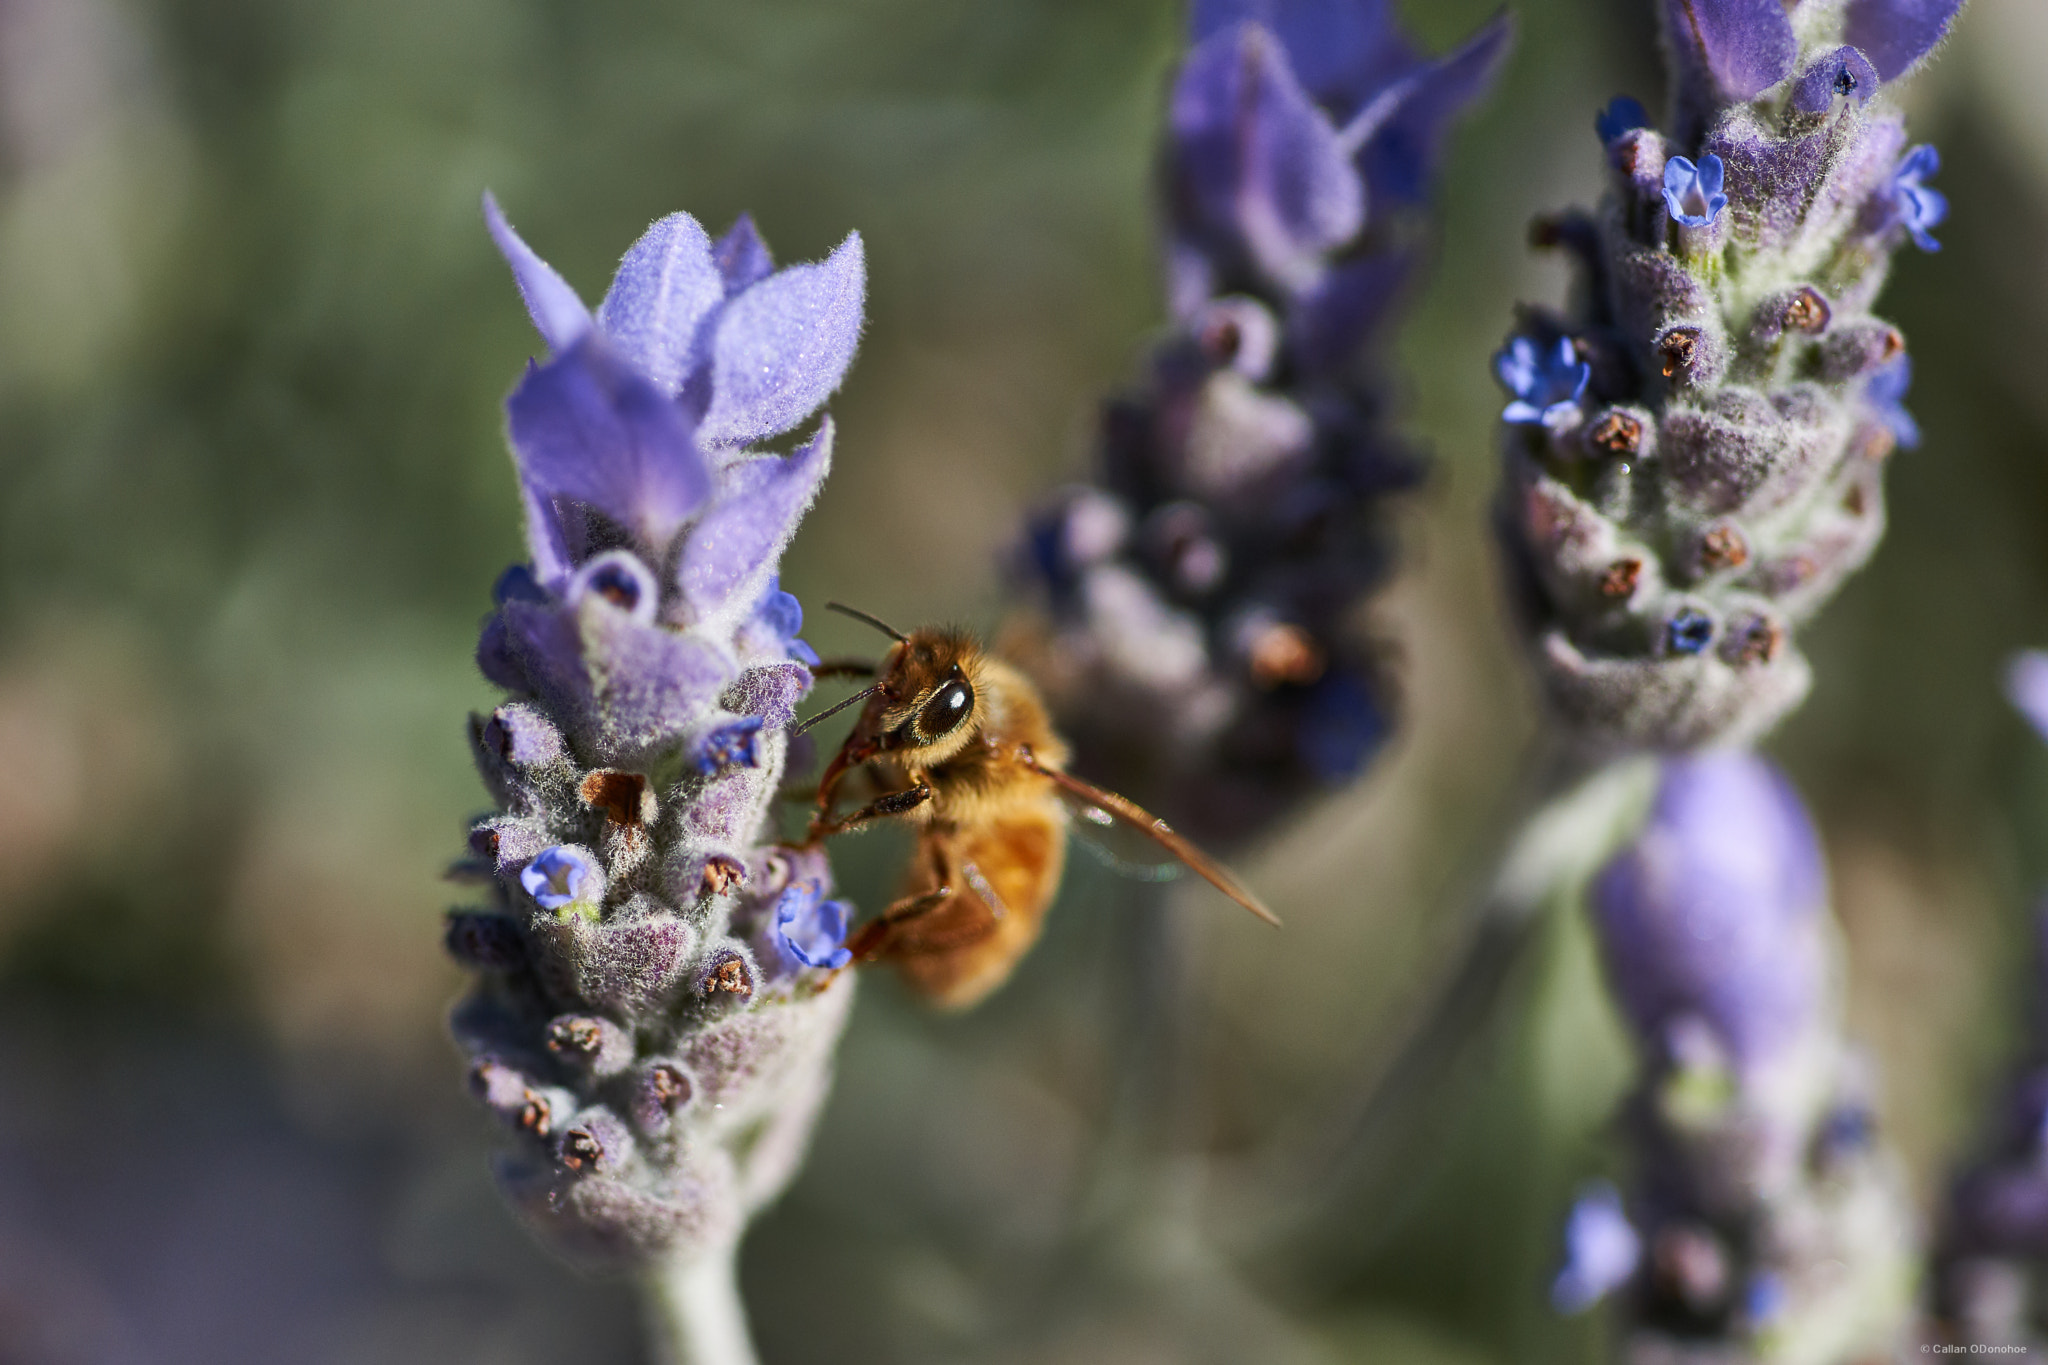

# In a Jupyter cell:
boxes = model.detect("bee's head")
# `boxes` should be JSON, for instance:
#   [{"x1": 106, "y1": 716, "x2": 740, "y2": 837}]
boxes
[{"x1": 873, "y1": 629, "x2": 982, "y2": 763}]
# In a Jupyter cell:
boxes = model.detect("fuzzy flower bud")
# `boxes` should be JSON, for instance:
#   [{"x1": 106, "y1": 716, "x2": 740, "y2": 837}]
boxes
[
  {"x1": 1006, "y1": 0, "x2": 1510, "y2": 843},
  {"x1": 447, "y1": 196, "x2": 864, "y2": 1293}
]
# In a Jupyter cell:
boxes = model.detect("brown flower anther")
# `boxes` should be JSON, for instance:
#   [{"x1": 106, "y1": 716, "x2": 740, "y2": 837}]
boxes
[
  {"x1": 700, "y1": 949, "x2": 755, "y2": 1004},
  {"x1": 1198, "y1": 314, "x2": 1242, "y2": 365},
  {"x1": 560, "y1": 1126, "x2": 604, "y2": 1172},
  {"x1": 1858, "y1": 425, "x2": 1897, "y2": 462},
  {"x1": 699, "y1": 854, "x2": 746, "y2": 898},
  {"x1": 580, "y1": 770, "x2": 651, "y2": 828},
  {"x1": 1782, "y1": 287, "x2": 1831, "y2": 335},
  {"x1": 649, "y1": 1064, "x2": 692, "y2": 1113},
  {"x1": 1651, "y1": 1226, "x2": 1731, "y2": 1312},
  {"x1": 1843, "y1": 482, "x2": 1867, "y2": 516},
  {"x1": 1657, "y1": 326, "x2": 1701, "y2": 380},
  {"x1": 547, "y1": 1016, "x2": 604, "y2": 1057},
  {"x1": 519, "y1": 1090, "x2": 552, "y2": 1137},
  {"x1": 1599, "y1": 558, "x2": 1644, "y2": 601},
  {"x1": 1697, "y1": 525, "x2": 1750, "y2": 572},
  {"x1": 1247, "y1": 622, "x2": 1325, "y2": 688},
  {"x1": 1726, "y1": 617, "x2": 1784, "y2": 667},
  {"x1": 1588, "y1": 411, "x2": 1643, "y2": 457},
  {"x1": 1879, "y1": 326, "x2": 1904, "y2": 362}
]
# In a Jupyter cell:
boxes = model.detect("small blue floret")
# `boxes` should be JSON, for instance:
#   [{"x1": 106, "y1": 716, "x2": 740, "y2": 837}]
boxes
[
  {"x1": 1744, "y1": 1271, "x2": 1787, "y2": 1326},
  {"x1": 1891, "y1": 144, "x2": 1947, "y2": 252},
  {"x1": 1667, "y1": 610, "x2": 1715, "y2": 656},
  {"x1": 1865, "y1": 356, "x2": 1920, "y2": 449},
  {"x1": 1551, "y1": 1182, "x2": 1640, "y2": 1314},
  {"x1": 1662, "y1": 155, "x2": 1728, "y2": 229},
  {"x1": 773, "y1": 882, "x2": 852, "y2": 969},
  {"x1": 1595, "y1": 96, "x2": 1650, "y2": 144},
  {"x1": 1495, "y1": 336, "x2": 1590, "y2": 429},
  {"x1": 692, "y1": 717, "x2": 766, "y2": 775},
  {"x1": 520, "y1": 845, "x2": 603, "y2": 910}
]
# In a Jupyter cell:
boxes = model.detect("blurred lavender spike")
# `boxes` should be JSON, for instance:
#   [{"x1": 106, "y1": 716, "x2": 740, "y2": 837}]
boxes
[
  {"x1": 1929, "y1": 654, "x2": 2048, "y2": 1347},
  {"x1": 455, "y1": 194, "x2": 866, "y2": 1364},
  {"x1": 1006, "y1": 1, "x2": 1509, "y2": 845},
  {"x1": 1577, "y1": 752, "x2": 1915, "y2": 1362},
  {"x1": 1496, "y1": 2, "x2": 1957, "y2": 753}
]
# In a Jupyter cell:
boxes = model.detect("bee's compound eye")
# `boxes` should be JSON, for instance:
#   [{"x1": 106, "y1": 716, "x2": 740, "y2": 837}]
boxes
[{"x1": 916, "y1": 679, "x2": 974, "y2": 741}]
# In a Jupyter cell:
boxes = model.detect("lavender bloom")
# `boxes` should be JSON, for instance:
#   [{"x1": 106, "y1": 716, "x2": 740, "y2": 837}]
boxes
[
  {"x1": 1661, "y1": 154, "x2": 1728, "y2": 228},
  {"x1": 520, "y1": 845, "x2": 605, "y2": 916},
  {"x1": 1006, "y1": 0, "x2": 1508, "y2": 843},
  {"x1": 448, "y1": 196, "x2": 864, "y2": 1344},
  {"x1": 1890, "y1": 144, "x2": 1948, "y2": 252},
  {"x1": 1552, "y1": 1182, "x2": 1642, "y2": 1314},
  {"x1": 1573, "y1": 753, "x2": 1915, "y2": 1360},
  {"x1": 1495, "y1": 4, "x2": 1958, "y2": 752},
  {"x1": 1497, "y1": 336, "x2": 1591, "y2": 428}
]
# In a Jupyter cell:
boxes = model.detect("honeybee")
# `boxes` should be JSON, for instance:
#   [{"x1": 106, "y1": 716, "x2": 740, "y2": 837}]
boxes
[{"x1": 795, "y1": 603, "x2": 1279, "y2": 1009}]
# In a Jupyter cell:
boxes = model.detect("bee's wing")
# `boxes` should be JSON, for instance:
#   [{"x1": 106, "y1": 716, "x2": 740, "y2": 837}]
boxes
[{"x1": 1021, "y1": 753, "x2": 1282, "y2": 928}]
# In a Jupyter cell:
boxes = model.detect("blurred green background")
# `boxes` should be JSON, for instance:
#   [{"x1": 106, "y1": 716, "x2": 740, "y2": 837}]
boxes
[{"x1": 0, "y1": 0, "x2": 2042, "y2": 1360}]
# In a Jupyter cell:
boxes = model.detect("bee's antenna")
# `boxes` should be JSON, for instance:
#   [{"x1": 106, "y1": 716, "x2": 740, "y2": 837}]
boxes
[
  {"x1": 826, "y1": 601, "x2": 909, "y2": 643},
  {"x1": 792, "y1": 683, "x2": 882, "y2": 737}
]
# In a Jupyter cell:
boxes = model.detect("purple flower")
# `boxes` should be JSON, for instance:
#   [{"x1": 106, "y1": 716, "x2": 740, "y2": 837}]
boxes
[
  {"x1": 1495, "y1": 336, "x2": 1589, "y2": 428},
  {"x1": 1890, "y1": 144, "x2": 1947, "y2": 252},
  {"x1": 1865, "y1": 355, "x2": 1921, "y2": 448},
  {"x1": 452, "y1": 199, "x2": 866, "y2": 1297},
  {"x1": 1596, "y1": 96, "x2": 1650, "y2": 144},
  {"x1": 519, "y1": 845, "x2": 604, "y2": 912},
  {"x1": 2006, "y1": 650, "x2": 2048, "y2": 744},
  {"x1": 772, "y1": 882, "x2": 852, "y2": 970},
  {"x1": 1666, "y1": 608, "x2": 1715, "y2": 656},
  {"x1": 1591, "y1": 753, "x2": 1828, "y2": 1075},
  {"x1": 690, "y1": 717, "x2": 765, "y2": 776},
  {"x1": 1662, "y1": 154, "x2": 1728, "y2": 229},
  {"x1": 1552, "y1": 1182, "x2": 1641, "y2": 1314}
]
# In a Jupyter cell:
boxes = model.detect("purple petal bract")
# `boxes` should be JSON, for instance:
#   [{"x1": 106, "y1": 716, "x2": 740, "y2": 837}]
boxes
[
  {"x1": 506, "y1": 338, "x2": 711, "y2": 550},
  {"x1": 1171, "y1": 23, "x2": 1363, "y2": 288},
  {"x1": 1662, "y1": 0, "x2": 1798, "y2": 101},
  {"x1": 699, "y1": 234, "x2": 865, "y2": 449},
  {"x1": 1843, "y1": 0, "x2": 1965, "y2": 82},
  {"x1": 1353, "y1": 11, "x2": 1512, "y2": 207},
  {"x1": 597, "y1": 212, "x2": 726, "y2": 396},
  {"x1": 678, "y1": 420, "x2": 834, "y2": 619},
  {"x1": 712, "y1": 215, "x2": 776, "y2": 296},
  {"x1": 483, "y1": 192, "x2": 592, "y2": 353}
]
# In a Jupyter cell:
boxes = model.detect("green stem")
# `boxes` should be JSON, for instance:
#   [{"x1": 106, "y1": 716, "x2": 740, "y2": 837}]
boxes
[{"x1": 642, "y1": 1241, "x2": 760, "y2": 1365}]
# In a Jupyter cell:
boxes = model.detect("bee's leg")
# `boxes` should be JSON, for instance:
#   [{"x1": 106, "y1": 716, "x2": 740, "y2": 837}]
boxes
[
  {"x1": 846, "y1": 887, "x2": 953, "y2": 963},
  {"x1": 845, "y1": 839, "x2": 963, "y2": 964},
  {"x1": 805, "y1": 781, "x2": 933, "y2": 843}
]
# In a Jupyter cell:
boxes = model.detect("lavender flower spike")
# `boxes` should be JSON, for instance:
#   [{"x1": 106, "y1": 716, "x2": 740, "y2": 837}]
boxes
[
  {"x1": 1497, "y1": 3, "x2": 1959, "y2": 752},
  {"x1": 1006, "y1": 0, "x2": 1510, "y2": 844},
  {"x1": 453, "y1": 195, "x2": 865, "y2": 1364},
  {"x1": 1576, "y1": 753, "x2": 1915, "y2": 1362}
]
